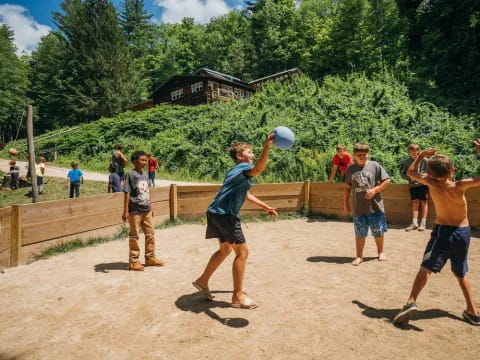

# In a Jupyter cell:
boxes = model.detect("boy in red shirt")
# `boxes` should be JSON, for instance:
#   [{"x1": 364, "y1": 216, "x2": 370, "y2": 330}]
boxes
[
  {"x1": 147, "y1": 153, "x2": 159, "y2": 188},
  {"x1": 327, "y1": 145, "x2": 354, "y2": 182}
]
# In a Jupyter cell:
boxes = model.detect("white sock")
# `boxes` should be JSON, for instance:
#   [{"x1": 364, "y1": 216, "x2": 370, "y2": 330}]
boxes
[
  {"x1": 420, "y1": 218, "x2": 426, "y2": 226},
  {"x1": 412, "y1": 219, "x2": 418, "y2": 226}
]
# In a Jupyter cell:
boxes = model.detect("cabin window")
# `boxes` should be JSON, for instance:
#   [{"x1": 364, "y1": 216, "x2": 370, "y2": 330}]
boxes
[
  {"x1": 220, "y1": 84, "x2": 233, "y2": 92},
  {"x1": 191, "y1": 82, "x2": 203, "y2": 93},
  {"x1": 171, "y1": 88, "x2": 183, "y2": 101},
  {"x1": 234, "y1": 88, "x2": 244, "y2": 98}
]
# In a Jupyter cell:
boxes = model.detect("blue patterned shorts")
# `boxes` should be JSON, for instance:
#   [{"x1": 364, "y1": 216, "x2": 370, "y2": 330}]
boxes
[{"x1": 353, "y1": 211, "x2": 388, "y2": 238}]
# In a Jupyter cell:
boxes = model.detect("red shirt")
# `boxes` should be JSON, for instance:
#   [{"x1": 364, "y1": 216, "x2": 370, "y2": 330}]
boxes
[
  {"x1": 332, "y1": 153, "x2": 353, "y2": 175},
  {"x1": 148, "y1": 158, "x2": 157, "y2": 172}
]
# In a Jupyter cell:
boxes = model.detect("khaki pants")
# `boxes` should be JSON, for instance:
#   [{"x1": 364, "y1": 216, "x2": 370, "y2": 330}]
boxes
[{"x1": 128, "y1": 211, "x2": 155, "y2": 263}]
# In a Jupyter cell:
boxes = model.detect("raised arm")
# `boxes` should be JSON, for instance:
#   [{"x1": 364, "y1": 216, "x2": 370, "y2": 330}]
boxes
[
  {"x1": 457, "y1": 139, "x2": 480, "y2": 190},
  {"x1": 407, "y1": 149, "x2": 436, "y2": 185},
  {"x1": 246, "y1": 191, "x2": 277, "y2": 217},
  {"x1": 246, "y1": 132, "x2": 274, "y2": 177}
]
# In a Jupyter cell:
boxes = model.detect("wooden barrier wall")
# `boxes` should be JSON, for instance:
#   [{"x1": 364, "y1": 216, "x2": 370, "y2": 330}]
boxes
[
  {"x1": 3, "y1": 186, "x2": 170, "y2": 268},
  {"x1": 1, "y1": 182, "x2": 480, "y2": 269},
  {"x1": 175, "y1": 182, "x2": 305, "y2": 219},
  {"x1": 309, "y1": 183, "x2": 480, "y2": 228}
]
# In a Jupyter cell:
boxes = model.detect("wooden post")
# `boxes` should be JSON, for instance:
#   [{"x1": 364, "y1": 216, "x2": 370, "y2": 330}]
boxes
[
  {"x1": 10, "y1": 205, "x2": 22, "y2": 267},
  {"x1": 170, "y1": 184, "x2": 178, "y2": 220},
  {"x1": 304, "y1": 180, "x2": 311, "y2": 216},
  {"x1": 26, "y1": 105, "x2": 39, "y2": 203}
]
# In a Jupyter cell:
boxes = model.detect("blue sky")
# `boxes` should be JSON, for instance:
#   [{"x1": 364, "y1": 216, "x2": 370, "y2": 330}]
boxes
[{"x1": 0, "y1": 0, "x2": 246, "y2": 55}]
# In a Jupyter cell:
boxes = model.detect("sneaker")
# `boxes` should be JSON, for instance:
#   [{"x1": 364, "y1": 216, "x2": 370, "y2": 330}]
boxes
[
  {"x1": 145, "y1": 257, "x2": 165, "y2": 267},
  {"x1": 463, "y1": 310, "x2": 480, "y2": 326},
  {"x1": 405, "y1": 224, "x2": 418, "y2": 232},
  {"x1": 393, "y1": 302, "x2": 418, "y2": 325},
  {"x1": 418, "y1": 223, "x2": 426, "y2": 231},
  {"x1": 128, "y1": 262, "x2": 144, "y2": 271}
]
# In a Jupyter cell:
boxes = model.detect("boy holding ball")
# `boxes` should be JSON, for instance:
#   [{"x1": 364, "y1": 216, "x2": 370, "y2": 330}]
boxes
[{"x1": 193, "y1": 132, "x2": 277, "y2": 309}]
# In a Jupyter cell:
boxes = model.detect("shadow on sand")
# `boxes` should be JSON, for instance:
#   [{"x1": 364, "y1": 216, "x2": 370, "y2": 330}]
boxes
[
  {"x1": 307, "y1": 256, "x2": 377, "y2": 264},
  {"x1": 94, "y1": 262, "x2": 130, "y2": 273},
  {"x1": 176, "y1": 291, "x2": 249, "y2": 328},
  {"x1": 352, "y1": 300, "x2": 465, "y2": 331}
]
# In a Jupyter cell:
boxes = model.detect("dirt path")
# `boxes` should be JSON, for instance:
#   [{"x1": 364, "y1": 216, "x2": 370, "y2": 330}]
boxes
[
  {"x1": 0, "y1": 159, "x2": 211, "y2": 186},
  {"x1": 1, "y1": 219, "x2": 479, "y2": 359}
]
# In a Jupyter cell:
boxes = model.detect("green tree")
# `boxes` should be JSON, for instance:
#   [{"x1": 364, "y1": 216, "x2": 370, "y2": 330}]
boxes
[
  {"x1": 248, "y1": 0, "x2": 302, "y2": 77},
  {"x1": 397, "y1": 0, "x2": 480, "y2": 97},
  {"x1": 0, "y1": 25, "x2": 30, "y2": 143},
  {"x1": 53, "y1": 0, "x2": 142, "y2": 122},
  {"x1": 29, "y1": 32, "x2": 75, "y2": 132}
]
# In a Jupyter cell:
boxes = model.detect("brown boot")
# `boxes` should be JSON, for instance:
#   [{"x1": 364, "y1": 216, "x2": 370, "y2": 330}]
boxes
[
  {"x1": 145, "y1": 257, "x2": 165, "y2": 267},
  {"x1": 128, "y1": 262, "x2": 144, "y2": 271}
]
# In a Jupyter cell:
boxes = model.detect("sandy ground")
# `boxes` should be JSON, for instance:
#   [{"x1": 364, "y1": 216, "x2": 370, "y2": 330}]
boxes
[
  {"x1": 0, "y1": 159, "x2": 210, "y2": 186},
  {"x1": 1, "y1": 219, "x2": 479, "y2": 360}
]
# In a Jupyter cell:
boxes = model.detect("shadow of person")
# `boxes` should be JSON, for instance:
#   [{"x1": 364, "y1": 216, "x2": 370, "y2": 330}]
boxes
[
  {"x1": 352, "y1": 300, "x2": 464, "y2": 331},
  {"x1": 175, "y1": 291, "x2": 249, "y2": 328},
  {"x1": 307, "y1": 256, "x2": 377, "y2": 264},
  {"x1": 94, "y1": 262, "x2": 130, "y2": 273}
]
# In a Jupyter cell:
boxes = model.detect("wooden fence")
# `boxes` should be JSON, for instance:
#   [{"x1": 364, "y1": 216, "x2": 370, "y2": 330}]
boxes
[{"x1": 1, "y1": 182, "x2": 479, "y2": 269}]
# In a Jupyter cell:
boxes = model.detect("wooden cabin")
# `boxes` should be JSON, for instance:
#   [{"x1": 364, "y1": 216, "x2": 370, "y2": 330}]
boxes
[
  {"x1": 128, "y1": 67, "x2": 302, "y2": 110},
  {"x1": 151, "y1": 68, "x2": 254, "y2": 107}
]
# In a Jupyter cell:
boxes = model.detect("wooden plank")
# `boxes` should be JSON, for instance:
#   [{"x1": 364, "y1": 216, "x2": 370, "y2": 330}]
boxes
[
  {"x1": 177, "y1": 185, "x2": 221, "y2": 193},
  {"x1": 0, "y1": 207, "x2": 11, "y2": 253},
  {"x1": 152, "y1": 201, "x2": 170, "y2": 215},
  {"x1": 304, "y1": 180, "x2": 311, "y2": 214},
  {"x1": 22, "y1": 193, "x2": 124, "y2": 225},
  {"x1": 10, "y1": 205, "x2": 22, "y2": 267},
  {"x1": 150, "y1": 187, "x2": 170, "y2": 202},
  {"x1": 22, "y1": 208, "x2": 125, "y2": 246}
]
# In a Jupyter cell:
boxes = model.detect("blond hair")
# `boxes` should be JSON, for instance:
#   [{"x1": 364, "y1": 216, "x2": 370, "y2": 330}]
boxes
[
  {"x1": 229, "y1": 142, "x2": 252, "y2": 161},
  {"x1": 336, "y1": 144, "x2": 346, "y2": 151}
]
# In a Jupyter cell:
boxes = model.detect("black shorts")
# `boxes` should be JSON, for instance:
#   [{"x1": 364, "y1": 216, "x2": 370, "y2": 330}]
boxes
[
  {"x1": 205, "y1": 211, "x2": 245, "y2": 244},
  {"x1": 409, "y1": 185, "x2": 429, "y2": 201},
  {"x1": 421, "y1": 225, "x2": 470, "y2": 277}
]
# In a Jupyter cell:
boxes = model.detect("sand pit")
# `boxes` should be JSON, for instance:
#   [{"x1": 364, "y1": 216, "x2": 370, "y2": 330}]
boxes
[{"x1": 1, "y1": 218, "x2": 479, "y2": 359}]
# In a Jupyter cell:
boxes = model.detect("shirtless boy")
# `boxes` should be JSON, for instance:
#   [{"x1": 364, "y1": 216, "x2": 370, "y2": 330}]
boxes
[{"x1": 393, "y1": 142, "x2": 480, "y2": 326}]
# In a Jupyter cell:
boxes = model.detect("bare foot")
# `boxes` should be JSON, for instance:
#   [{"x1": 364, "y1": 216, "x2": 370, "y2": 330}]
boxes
[
  {"x1": 351, "y1": 257, "x2": 363, "y2": 266},
  {"x1": 378, "y1": 253, "x2": 387, "y2": 261}
]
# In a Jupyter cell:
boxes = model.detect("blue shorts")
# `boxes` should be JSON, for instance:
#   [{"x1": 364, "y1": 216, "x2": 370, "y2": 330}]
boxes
[
  {"x1": 148, "y1": 170, "x2": 155, "y2": 180},
  {"x1": 421, "y1": 225, "x2": 470, "y2": 277},
  {"x1": 353, "y1": 212, "x2": 388, "y2": 238}
]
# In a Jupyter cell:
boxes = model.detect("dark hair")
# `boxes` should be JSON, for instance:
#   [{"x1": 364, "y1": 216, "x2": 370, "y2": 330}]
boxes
[
  {"x1": 427, "y1": 155, "x2": 453, "y2": 178},
  {"x1": 131, "y1": 151, "x2": 147, "y2": 162},
  {"x1": 353, "y1": 143, "x2": 369, "y2": 153},
  {"x1": 71, "y1": 161, "x2": 79, "y2": 168},
  {"x1": 116, "y1": 144, "x2": 125, "y2": 151}
]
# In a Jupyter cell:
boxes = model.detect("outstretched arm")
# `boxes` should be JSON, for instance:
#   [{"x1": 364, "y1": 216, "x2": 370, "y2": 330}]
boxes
[
  {"x1": 407, "y1": 149, "x2": 436, "y2": 185},
  {"x1": 246, "y1": 191, "x2": 277, "y2": 217},
  {"x1": 327, "y1": 164, "x2": 338, "y2": 183},
  {"x1": 246, "y1": 132, "x2": 274, "y2": 177},
  {"x1": 457, "y1": 139, "x2": 480, "y2": 190}
]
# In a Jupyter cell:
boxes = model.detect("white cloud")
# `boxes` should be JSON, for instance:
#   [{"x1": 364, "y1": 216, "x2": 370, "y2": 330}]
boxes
[
  {"x1": 0, "y1": 4, "x2": 51, "y2": 56},
  {"x1": 154, "y1": 0, "x2": 232, "y2": 24}
]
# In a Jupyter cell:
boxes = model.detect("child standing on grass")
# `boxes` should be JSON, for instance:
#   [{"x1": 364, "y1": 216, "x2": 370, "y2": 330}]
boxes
[
  {"x1": 393, "y1": 142, "x2": 480, "y2": 327},
  {"x1": 401, "y1": 144, "x2": 429, "y2": 231},
  {"x1": 193, "y1": 132, "x2": 277, "y2": 309},
  {"x1": 343, "y1": 143, "x2": 391, "y2": 266},
  {"x1": 122, "y1": 151, "x2": 164, "y2": 271},
  {"x1": 108, "y1": 163, "x2": 122, "y2": 193},
  {"x1": 8, "y1": 160, "x2": 20, "y2": 190},
  {"x1": 66, "y1": 162, "x2": 84, "y2": 198},
  {"x1": 36, "y1": 157, "x2": 46, "y2": 194},
  {"x1": 147, "y1": 153, "x2": 158, "y2": 188}
]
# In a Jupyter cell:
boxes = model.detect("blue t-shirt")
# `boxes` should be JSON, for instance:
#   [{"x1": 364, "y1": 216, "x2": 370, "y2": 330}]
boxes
[
  {"x1": 208, "y1": 162, "x2": 254, "y2": 218},
  {"x1": 109, "y1": 173, "x2": 122, "y2": 192},
  {"x1": 67, "y1": 169, "x2": 83, "y2": 183}
]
